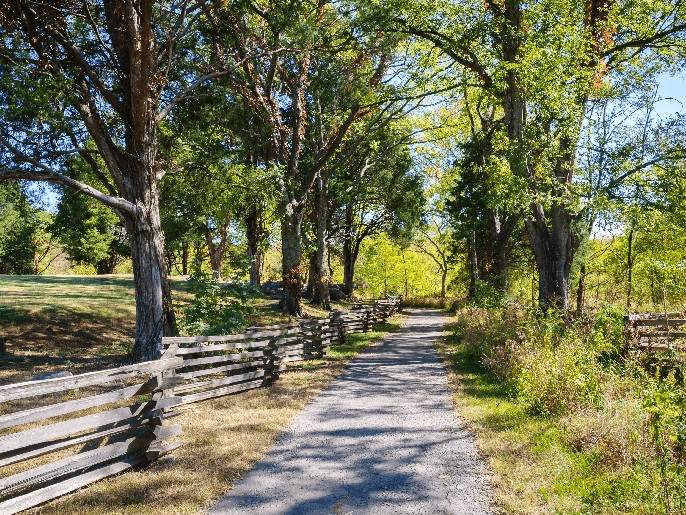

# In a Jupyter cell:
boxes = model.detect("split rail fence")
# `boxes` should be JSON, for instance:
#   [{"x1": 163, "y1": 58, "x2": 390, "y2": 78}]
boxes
[
  {"x1": 625, "y1": 312, "x2": 686, "y2": 383},
  {"x1": 625, "y1": 312, "x2": 686, "y2": 354},
  {"x1": 0, "y1": 297, "x2": 401, "y2": 514}
]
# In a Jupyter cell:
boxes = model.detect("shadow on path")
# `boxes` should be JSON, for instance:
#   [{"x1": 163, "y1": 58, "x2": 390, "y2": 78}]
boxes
[{"x1": 207, "y1": 309, "x2": 492, "y2": 515}]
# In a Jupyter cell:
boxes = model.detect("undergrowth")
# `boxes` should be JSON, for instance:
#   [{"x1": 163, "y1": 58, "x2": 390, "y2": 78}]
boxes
[{"x1": 444, "y1": 305, "x2": 686, "y2": 514}]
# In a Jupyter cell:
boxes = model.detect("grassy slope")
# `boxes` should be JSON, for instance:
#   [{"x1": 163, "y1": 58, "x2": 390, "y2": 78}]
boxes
[{"x1": 0, "y1": 275, "x2": 355, "y2": 384}]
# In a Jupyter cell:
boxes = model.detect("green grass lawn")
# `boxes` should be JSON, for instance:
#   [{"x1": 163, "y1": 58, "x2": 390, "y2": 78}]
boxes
[{"x1": 0, "y1": 275, "x2": 140, "y2": 383}]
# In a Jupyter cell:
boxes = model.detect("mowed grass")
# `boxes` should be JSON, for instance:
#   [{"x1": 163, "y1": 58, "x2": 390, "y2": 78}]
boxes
[
  {"x1": 0, "y1": 275, "x2": 140, "y2": 384},
  {"x1": 20, "y1": 314, "x2": 405, "y2": 515}
]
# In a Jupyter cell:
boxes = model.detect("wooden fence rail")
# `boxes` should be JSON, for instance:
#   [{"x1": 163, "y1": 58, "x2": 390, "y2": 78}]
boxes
[
  {"x1": 0, "y1": 296, "x2": 401, "y2": 514},
  {"x1": 625, "y1": 312, "x2": 686, "y2": 354}
]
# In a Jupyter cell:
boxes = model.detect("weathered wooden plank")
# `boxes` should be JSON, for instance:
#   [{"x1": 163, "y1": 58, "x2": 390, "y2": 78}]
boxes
[
  {"x1": 0, "y1": 397, "x2": 181, "y2": 455},
  {"x1": 638, "y1": 342, "x2": 686, "y2": 352},
  {"x1": 627, "y1": 312, "x2": 684, "y2": 322},
  {"x1": 179, "y1": 359, "x2": 263, "y2": 380},
  {"x1": 179, "y1": 349, "x2": 266, "y2": 368},
  {"x1": 632, "y1": 319, "x2": 686, "y2": 328},
  {"x1": 173, "y1": 370, "x2": 266, "y2": 394},
  {"x1": 0, "y1": 434, "x2": 152, "y2": 497},
  {"x1": 0, "y1": 423, "x2": 138, "y2": 469},
  {"x1": 145, "y1": 440, "x2": 182, "y2": 460},
  {"x1": 274, "y1": 343, "x2": 319, "y2": 354},
  {"x1": 276, "y1": 353, "x2": 320, "y2": 364},
  {"x1": 275, "y1": 349, "x2": 309, "y2": 360},
  {"x1": 0, "y1": 381, "x2": 155, "y2": 431},
  {"x1": 163, "y1": 333, "x2": 256, "y2": 345},
  {"x1": 278, "y1": 354, "x2": 321, "y2": 364},
  {"x1": 246, "y1": 322, "x2": 301, "y2": 331},
  {"x1": 0, "y1": 455, "x2": 146, "y2": 515},
  {"x1": 271, "y1": 335, "x2": 302, "y2": 347},
  {"x1": 173, "y1": 340, "x2": 270, "y2": 355},
  {"x1": 151, "y1": 423, "x2": 182, "y2": 441},
  {"x1": 637, "y1": 331, "x2": 686, "y2": 338},
  {"x1": 180, "y1": 379, "x2": 263, "y2": 404},
  {"x1": 0, "y1": 358, "x2": 182, "y2": 403}
]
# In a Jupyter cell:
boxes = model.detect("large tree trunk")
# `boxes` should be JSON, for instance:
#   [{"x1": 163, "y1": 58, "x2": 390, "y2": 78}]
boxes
[
  {"x1": 311, "y1": 173, "x2": 331, "y2": 309},
  {"x1": 182, "y1": 242, "x2": 189, "y2": 276},
  {"x1": 281, "y1": 207, "x2": 304, "y2": 316},
  {"x1": 525, "y1": 205, "x2": 577, "y2": 310},
  {"x1": 125, "y1": 169, "x2": 177, "y2": 362},
  {"x1": 342, "y1": 203, "x2": 355, "y2": 294},
  {"x1": 485, "y1": 210, "x2": 518, "y2": 292},
  {"x1": 245, "y1": 204, "x2": 263, "y2": 287},
  {"x1": 204, "y1": 229, "x2": 226, "y2": 281},
  {"x1": 468, "y1": 230, "x2": 478, "y2": 299}
]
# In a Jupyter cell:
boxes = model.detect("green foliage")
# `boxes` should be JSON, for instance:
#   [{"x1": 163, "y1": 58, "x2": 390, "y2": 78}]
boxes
[
  {"x1": 178, "y1": 269, "x2": 254, "y2": 336},
  {"x1": 50, "y1": 187, "x2": 128, "y2": 274},
  {"x1": 356, "y1": 234, "x2": 450, "y2": 297},
  {"x1": 468, "y1": 280, "x2": 507, "y2": 309},
  {"x1": 0, "y1": 182, "x2": 45, "y2": 275},
  {"x1": 643, "y1": 383, "x2": 686, "y2": 513}
]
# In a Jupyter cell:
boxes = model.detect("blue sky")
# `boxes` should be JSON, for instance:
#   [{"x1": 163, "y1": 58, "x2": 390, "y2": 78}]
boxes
[{"x1": 655, "y1": 71, "x2": 686, "y2": 117}]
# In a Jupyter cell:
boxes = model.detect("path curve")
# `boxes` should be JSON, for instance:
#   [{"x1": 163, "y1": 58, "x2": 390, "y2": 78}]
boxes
[{"x1": 207, "y1": 309, "x2": 492, "y2": 515}]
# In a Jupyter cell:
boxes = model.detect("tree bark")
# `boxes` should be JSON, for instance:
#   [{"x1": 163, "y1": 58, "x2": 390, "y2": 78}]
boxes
[
  {"x1": 311, "y1": 172, "x2": 331, "y2": 310},
  {"x1": 123, "y1": 157, "x2": 177, "y2": 362},
  {"x1": 342, "y1": 203, "x2": 355, "y2": 294},
  {"x1": 245, "y1": 204, "x2": 263, "y2": 286},
  {"x1": 281, "y1": 206, "x2": 304, "y2": 316},
  {"x1": 627, "y1": 227, "x2": 634, "y2": 309},
  {"x1": 182, "y1": 242, "x2": 189, "y2": 276},
  {"x1": 469, "y1": 230, "x2": 478, "y2": 299},
  {"x1": 525, "y1": 204, "x2": 578, "y2": 310},
  {"x1": 486, "y1": 211, "x2": 519, "y2": 292},
  {"x1": 128, "y1": 213, "x2": 177, "y2": 364}
]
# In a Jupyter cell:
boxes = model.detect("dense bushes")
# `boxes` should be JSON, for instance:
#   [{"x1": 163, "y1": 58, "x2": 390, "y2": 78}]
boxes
[{"x1": 451, "y1": 305, "x2": 686, "y2": 511}]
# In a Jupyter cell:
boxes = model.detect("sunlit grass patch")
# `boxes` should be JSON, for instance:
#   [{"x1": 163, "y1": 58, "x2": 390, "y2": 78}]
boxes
[{"x1": 327, "y1": 318, "x2": 404, "y2": 359}]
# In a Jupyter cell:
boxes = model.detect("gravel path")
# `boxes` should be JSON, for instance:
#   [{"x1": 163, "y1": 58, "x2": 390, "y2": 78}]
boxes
[{"x1": 207, "y1": 309, "x2": 492, "y2": 515}]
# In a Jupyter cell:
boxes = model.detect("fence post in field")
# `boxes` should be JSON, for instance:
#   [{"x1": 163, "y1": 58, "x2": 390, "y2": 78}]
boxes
[
  {"x1": 316, "y1": 321, "x2": 325, "y2": 358},
  {"x1": 364, "y1": 308, "x2": 371, "y2": 332},
  {"x1": 321, "y1": 315, "x2": 332, "y2": 355}
]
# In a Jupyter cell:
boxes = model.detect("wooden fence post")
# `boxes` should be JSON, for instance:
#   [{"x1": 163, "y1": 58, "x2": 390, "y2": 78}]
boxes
[
  {"x1": 145, "y1": 344, "x2": 183, "y2": 462},
  {"x1": 262, "y1": 338, "x2": 278, "y2": 386}
]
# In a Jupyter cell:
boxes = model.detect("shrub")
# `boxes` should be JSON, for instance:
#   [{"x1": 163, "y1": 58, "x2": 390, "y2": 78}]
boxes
[
  {"x1": 402, "y1": 296, "x2": 459, "y2": 309},
  {"x1": 179, "y1": 270, "x2": 254, "y2": 336}
]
